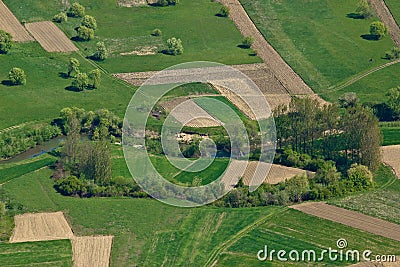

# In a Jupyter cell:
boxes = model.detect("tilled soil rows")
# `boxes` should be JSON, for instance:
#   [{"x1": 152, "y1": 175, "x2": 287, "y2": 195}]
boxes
[
  {"x1": 0, "y1": 1, "x2": 34, "y2": 42},
  {"x1": 290, "y1": 202, "x2": 400, "y2": 242},
  {"x1": 25, "y1": 21, "x2": 78, "y2": 52},
  {"x1": 72, "y1": 236, "x2": 113, "y2": 267},
  {"x1": 382, "y1": 145, "x2": 400, "y2": 178}
]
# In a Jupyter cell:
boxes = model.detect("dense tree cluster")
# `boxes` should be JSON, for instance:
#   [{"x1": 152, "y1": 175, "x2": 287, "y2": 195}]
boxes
[
  {"x1": 68, "y1": 2, "x2": 85, "y2": 18},
  {"x1": 0, "y1": 124, "x2": 61, "y2": 159},
  {"x1": 67, "y1": 58, "x2": 102, "y2": 90}
]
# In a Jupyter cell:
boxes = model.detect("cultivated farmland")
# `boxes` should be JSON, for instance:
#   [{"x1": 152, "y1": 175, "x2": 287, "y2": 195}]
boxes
[
  {"x1": 381, "y1": 145, "x2": 400, "y2": 178},
  {"x1": 290, "y1": 202, "x2": 400, "y2": 242},
  {"x1": 10, "y1": 212, "x2": 74, "y2": 243},
  {"x1": 25, "y1": 21, "x2": 78, "y2": 52},
  {"x1": 0, "y1": 0, "x2": 33, "y2": 42},
  {"x1": 72, "y1": 236, "x2": 114, "y2": 267}
]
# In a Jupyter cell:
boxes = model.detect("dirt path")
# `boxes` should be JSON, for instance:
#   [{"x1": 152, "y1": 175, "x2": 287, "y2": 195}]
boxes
[
  {"x1": 217, "y1": 0, "x2": 313, "y2": 96},
  {"x1": 290, "y1": 202, "x2": 400, "y2": 242},
  {"x1": 369, "y1": 0, "x2": 400, "y2": 47},
  {"x1": 330, "y1": 59, "x2": 400, "y2": 91}
]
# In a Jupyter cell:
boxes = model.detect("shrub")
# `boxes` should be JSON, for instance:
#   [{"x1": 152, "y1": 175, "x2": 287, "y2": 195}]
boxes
[
  {"x1": 53, "y1": 12, "x2": 67, "y2": 23},
  {"x1": 166, "y1": 37, "x2": 184, "y2": 55},
  {"x1": 0, "y1": 30, "x2": 12, "y2": 54},
  {"x1": 55, "y1": 176, "x2": 87, "y2": 196},
  {"x1": 242, "y1": 36, "x2": 254, "y2": 48},
  {"x1": 370, "y1": 21, "x2": 388, "y2": 39},
  {"x1": 385, "y1": 47, "x2": 400, "y2": 60},
  {"x1": 81, "y1": 15, "x2": 97, "y2": 30},
  {"x1": 152, "y1": 28, "x2": 162, "y2": 36},
  {"x1": 76, "y1": 25, "x2": 94, "y2": 41},
  {"x1": 167, "y1": 0, "x2": 178, "y2": 5},
  {"x1": 219, "y1": 6, "x2": 230, "y2": 17},
  {"x1": 8, "y1": 67, "x2": 26, "y2": 85},
  {"x1": 92, "y1": 41, "x2": 108, "y2": 61},
  {"x1": 355, "y1": 0, "x2": 373, "y2": 19},
  {"x1": 89, "y1": 69, "x2": 101, "y2": 88},
  {"x1": 72, "y1": 72, "x2": 89, "y2": 91},
  {"x1": 157, "y1": 0, "x2": 168, "y2": 6},
  {"x1": 67, "y1": 58, "x2": 80, "y2": 78},
  {"x1": 68, "y1": 2, "x2": 85, "y2": 17},
  {"x1": 346, "y1": 164, "x2": 373, "y2": 191}
]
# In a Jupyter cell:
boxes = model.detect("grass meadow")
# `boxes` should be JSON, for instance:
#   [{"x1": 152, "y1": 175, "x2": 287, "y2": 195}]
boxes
[{"x1": 239, "y1": 0, "x2": 398, "y2": 103}]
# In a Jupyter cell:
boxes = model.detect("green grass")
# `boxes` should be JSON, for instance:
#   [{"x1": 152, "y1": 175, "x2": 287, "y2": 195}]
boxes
[
  {"x1": 5, "y1": 0, "x2": 261, "y2": 73},
  {"x1": 381, "y1": 126, "x2": 400, "y2": 146},
  {"x1": 385, "y1": 0, "x2": 400, "y2": 25},
  {"x1": 3, "y1": 168, "x2": 400, "y2": 266},
  {"x1": 240, "y1": 0, "x2": 397, "y2": 102},
  {"x1": 220, "y1": 209, "x2": 400, "y2": 266},
  {"x1": 0, "y1": 240, "x2": 73, "y2": 267}
]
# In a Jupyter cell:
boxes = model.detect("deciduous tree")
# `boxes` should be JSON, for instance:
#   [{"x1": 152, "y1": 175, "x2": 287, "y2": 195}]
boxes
[
  {"x1": 0, "y1": 30, "x2": 12, "y2": 54},
  {"x1": 8, "y1": 67, "x2": 26, "y2": 85}
]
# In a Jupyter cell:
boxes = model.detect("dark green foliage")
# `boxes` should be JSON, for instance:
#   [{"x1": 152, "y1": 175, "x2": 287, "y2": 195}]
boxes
[
  {"x1": 157, "y1": 0, "x2": 178, "y2": 6},
  {"x1": 385, "y1": 47, "x2": 400, "y2": 60},
  {"x1": 0, "y1": 30, "x2": 12, "y2": 54},
  {"x1": 218, "y1": 6, "x2": 230, "y2": 17},
  {"x1": 355, "y1": 0, "x2": 373, "y2": 19},
  {"x1": 241, "y1": 36, "x2": 254, "y2": 48},
  {"x1": 386, "y1": 87, "x2": 400, "y2": 119}
]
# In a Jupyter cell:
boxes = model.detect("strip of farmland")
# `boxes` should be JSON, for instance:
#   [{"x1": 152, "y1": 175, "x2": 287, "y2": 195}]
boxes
[
  {"x1": 25, "y1": 21, "x2": 78, "y2": 52},
  {"x1": 0, "y1": 0, "x2": 34, "y2": 42}
]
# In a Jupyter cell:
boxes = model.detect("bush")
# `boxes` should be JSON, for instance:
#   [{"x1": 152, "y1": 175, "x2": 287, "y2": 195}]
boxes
[
  {"x1": 89, "y1": 69, "x2": 101, "y2": 88},
  {"x1": 76, "y1": 25, "x2": 94, "y2": 41},
  {"x1": 72, "y1": 72, "x2": 89, "y2": 91},
  {"x1": 219, "y1": 6, "x2": 230, "y2": 17},
  {"x1": 346, "y1": 164, "x2": 373, "y2": 191},
  {"x1": 166, "y1": 37, "x2": 184, "y2": 55},
  {"x1": 0, "y1": 30, "x2": 12, "y2": 54},
  {"x1": 81, "y1": 15, "x2": 97, "y2": 30},
  {"x1": 152, "y1": 28, "x2": 162, "y2": 36},
  {"x1": 370, "y1": 21, "x2": 388, "y2": 39},
  {"x1": 385, "y1": 47, "x2": 400, "y2": 60},
  {"x1": 242, "y1": 36, "x2": 254, "y2": 48},
  {"x1": 157, "y1": 0, "x2": 178, "y2": 6},
  {"x1": 8, "y1": 67, "x2": 26, "y2": 85},
  {"x1": 67, "y1": 57, "x2": 80, "y2": 78},
  {"x1": 55, "y1": 176, "x2": 87, "y2": 196},
  {"x1": 355, "y1": 0, "x2": 373, "y2": 19},
  {"x1": 92, "y1": 41, "x2": 108, "y2": 61},
  {"x1": 68, "y1": 2, "x2": 85, "y2": 17},
  {"x1": 52, "y1": 12, "x2": 67, "y2": 23}
]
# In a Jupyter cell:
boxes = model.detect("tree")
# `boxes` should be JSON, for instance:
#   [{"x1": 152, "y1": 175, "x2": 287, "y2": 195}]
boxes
[
  {"x1": 67, "y1": 58, "x2": 80, "y2": 77},
  {"x1": 385, "y1": 47, "x2": 400, "y2": 60},
  {"x1": 157, "y1": 0, "x2": 178, "y2": 6},
  {"x1": 387, "y1": 87, "x2": 400, "y2": 119},
  {"x1": 370, "y1": 21, "x2": 388, "y2": 39},
  {"x1": 0, "y1": 30, "x2": 13, "y2": 54},
  {"x1": 339, "y1": 92, "x2": 359, "y2": 108},
  {"x1": 166, "y1": 37, "x2": 184, "y2": 55},
  {"x1": 347, "y1": 164, "x2": 373, "y2": 190},
  {"x1": 284, "y1": 175, "x2": 310, "y2": 202},
  {"x1": 72, "y1": 72, "x2": 89, "y2": 91},
  {"x1": 219, "y1": 6, "x2": 230, "y2": 17},
  {"x1": 8, "y1": 67, "x2": 26, "y2": 85},
  {"x1": 76, "y1": 25, "x2": 94, "y2": 41},
  {"x1": 68, "y1": 2, "x2": 85, "y2": 17},
  {"x1": 81, "y1": 15, "x2": 97, "y2": 30},
  {"x1": 152, "y1": 28, "x2": 162, "y2": 36},
  {"x1": 0, "y1": 202, "x2": 5, "y2": 217},
  {"x1": 242, "y1": 36, "x2": 254, "y2": 48},
  {"x1": 89, "y1": 69, "x2": 101, "y2": 88},
  {"x1": 167, "y1": 0, "x2": 178, "y2": 5},
  {"x1": 355, "y1": 0, "x2": 373, "y2": 19},
  {"x1": 92, "y1": 41, "x2": 108, "y2": 61},
  {"x1": 53, "y1": 12, "x2": 67, "y2": 23}
]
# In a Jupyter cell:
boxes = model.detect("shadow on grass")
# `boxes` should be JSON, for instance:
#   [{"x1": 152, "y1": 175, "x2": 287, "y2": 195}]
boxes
[
  {"x1": 249, "y1": 53, "x2": 258, "y2": 57},
  {"x1": 65, "y1": 86, "x2": 81, "y2": 92},
  {"x1": 361, "y1": 34, "x2": 380, "y2": 41},
  {"x1": 215, "y1": 14, "x2": 227, "y2": 18},
  {"x1": 58, "y1": 72, "x2": 69, "y2": 79},
  {"x1": 1, "y1": 80, "x2": 14, "y2": 86},
  {"x1": 237, "y1": 44, "x2": 251, "y2": 49},
  {"x1": 346, "y1": 13, "x2": 364, "y2": 19}
]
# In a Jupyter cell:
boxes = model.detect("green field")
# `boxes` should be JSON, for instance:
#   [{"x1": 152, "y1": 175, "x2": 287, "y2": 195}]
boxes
[
  {"x1": 5, "y1": 0, "x2": 261, "y2": 73},
  {"x1": 385, "y1": 0, "x2": 400, "y2": 25},
  {"x1": 0, "y1": 240, "x2": 73, "y2": 267},
  {"x1": 381, "y1": 126, "x2": 400, "y2": 146},
  {"x1": 2, "y1": 167, "x2": 399, "y2": 266},
  {"x1": 240, "y1": 0, "x2": 398, "y2": 102}
]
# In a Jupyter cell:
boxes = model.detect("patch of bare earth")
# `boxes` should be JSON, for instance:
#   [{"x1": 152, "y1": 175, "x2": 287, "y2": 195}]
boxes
[
  {"x1": 382, "y1": 145, "x2": 400, "y2": 178},
  {"x1": 120, "y1": 46, "x2": 157, "y2": 56},
  {"x1": 290, "y1": 202, "x2": 400, "y2": 242},
  {"x1": 25, "y1": 21, "x2": 78, "y2": 52},
  {"x1": 72, "y1": 236, "x2": 113, "y2": 267},
  {"x1": 0, "y1": 0, "x2": 34, "y2": 42},
  {"x1": 117, "y1": 0, "x2": 157, "y2": 7},
  {"x1": 10, "y1": 212, "x2": 74, "y2": 243},
  {"x1": 369, "y1": 0, "x2": 400, "y2": 47}
]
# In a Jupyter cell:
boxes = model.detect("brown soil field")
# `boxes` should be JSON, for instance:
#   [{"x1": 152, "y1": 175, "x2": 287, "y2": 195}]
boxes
[
  {"x1": 0, "y1": 1, "x2": 34, "y2": 42},
  {"x1": 369, "y1": 0, "x2": 400, "y2": 47},
  {"x1": 242, "y1": 161, "x2": 309, "y2": 185},
  {"x1": 72, "y1": 236, "x2": 113, "y2": 267},
  {"x1": 168, "y1": 99, "x2": 222, "y2": 127},
  {"x1": 381, "y1": 145, "x2": 400, "y2": 178},
  {"x1": 290, "y1": 202, "x2": 400, "y2": 242},
  {"x1": 10, "y1": 212, "x2": 74, "y2": 243},
  {"x1": 25, "y1": 21, "x2": 78, "y2": 52}
]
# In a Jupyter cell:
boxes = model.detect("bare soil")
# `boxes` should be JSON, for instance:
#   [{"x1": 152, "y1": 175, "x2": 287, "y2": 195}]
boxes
[
  {"x1": 0, "y1": 0, "x2": 34, "y2": 42},
  {"x1": 290, "y1": 202, "x2": 400, "y2": 242},
  {"x1": 72, "y1": 236, "x2": 113, "y2": 267},
  {"x1": 25, "y1": 21, "x2": 78, "y2": 52},
  {"x1": 382, "y1": 145, "x2": 400, "y2": 178}
]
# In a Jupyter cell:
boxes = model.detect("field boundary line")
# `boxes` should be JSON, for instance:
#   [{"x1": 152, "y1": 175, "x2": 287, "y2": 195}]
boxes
[
  {"x1": 203, "y1": 208, "x2": 285, "y2": 267},
  {"x1": 329, "y1": 59, "x2": 400, "y2": 91}
]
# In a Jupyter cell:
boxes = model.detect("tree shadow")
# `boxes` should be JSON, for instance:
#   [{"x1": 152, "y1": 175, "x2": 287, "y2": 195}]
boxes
[
  {"x1": 237, "y1": 44, "x2": 251, "y2": 49},
  {"x1": 249, "y1": 52, "x2": 258, "y2": 56},
  {"x1": 65, "y1": 85, "x2": 81, "y2": 92},
  {"x1": 361, "y1": 34, "x2": 380, "y2": 41},
  {"x1": 1, "y1": 80, "x2": 14, "y2": 86},
  {"x1": 215, "y1": 14, "x2": 226, "y2": 17},
  {"x1": 346, "y1": 13, "x2": 364, "y2": 19},
  {"x1": 58, "y1": 72, "x2": 69, "y2": 79}
]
